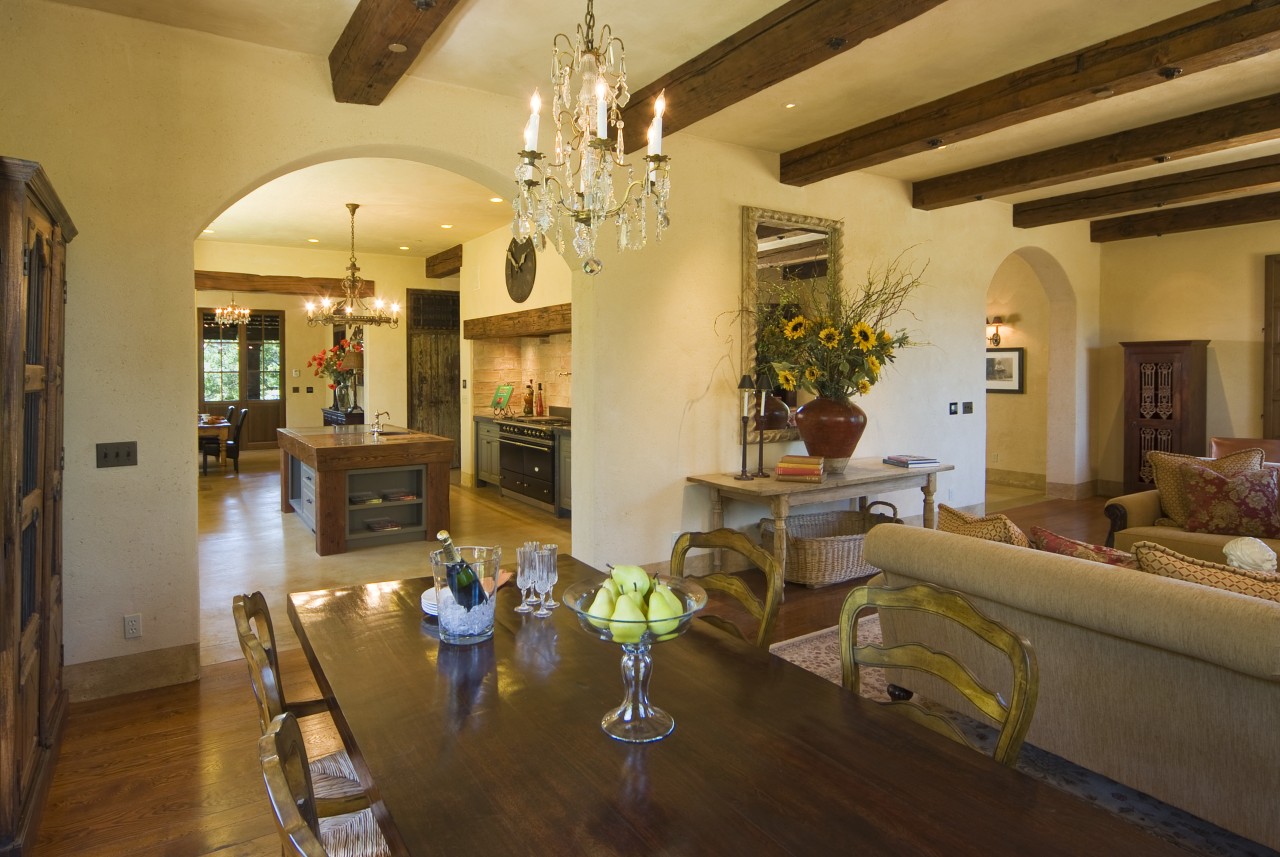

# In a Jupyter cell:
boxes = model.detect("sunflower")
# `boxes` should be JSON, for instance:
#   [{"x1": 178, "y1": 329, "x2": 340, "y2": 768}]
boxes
[
  {"x1": 804, "y1": 365, "x2": 821, "y2": 383},
  {"x1": 782, "y1": 316, "x2": 809, "y2": 340},
  {"x1": 777, "y1": 368, "x2": 798, "y2": 391},
  {"x1": 865, "y1": 354, "x2": 881, "y2": 376},
  {"x1": 878, "y1": 329, "x2": 892, "y2": 344},
  {"x1": 818, "y1": 326, "x2": 841, "y2": 349},
  {"x1": 851, "y1": 321, "x2": 876, "y2": 352},
  {"x1": 856, "y1": 379, "x2": 872, "y2": 395}
]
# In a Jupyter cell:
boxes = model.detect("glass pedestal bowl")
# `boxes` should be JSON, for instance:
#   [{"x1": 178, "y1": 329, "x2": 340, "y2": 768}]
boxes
[{"x1": 563, "y1": 575, "x2": 707, "y2": 743}]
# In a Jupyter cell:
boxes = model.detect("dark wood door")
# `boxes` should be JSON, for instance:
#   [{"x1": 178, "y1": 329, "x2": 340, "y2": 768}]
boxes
[
  {"x1": 1120, "y1": 340, "x2": 1208, "y2": 494},
  {"x1": 1264, "y1": 255, "x2": 1280, "y2": 438},
  {"x1": 198, "y1": 310, "x2": 284, "y2": 449},
  {"x1": 407, "y1": 290, "x2": 460, "y2": 467}
]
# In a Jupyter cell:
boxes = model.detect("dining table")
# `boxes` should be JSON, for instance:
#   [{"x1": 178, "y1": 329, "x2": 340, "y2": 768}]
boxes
[
  {"x1": 197, "y1": 418, "x2": 231, "y2": 464},
  {"x1": 288, "y1": 557, "x2": 1191, "y2": 857}
]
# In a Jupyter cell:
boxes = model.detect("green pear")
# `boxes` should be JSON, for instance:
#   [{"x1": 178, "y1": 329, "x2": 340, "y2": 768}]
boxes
[
  {"x1": 608, "y1": 592, "x2": 647, "y2": 643},
  {"x1": 610, "y1": 565, "x2": 652, "y2": 598},
  {"x1": 646, "y1": 584, "x2": 683, "y2": 636},
  {"x1": 585, "y1": 585, "x2": 616, "y2": 629}
]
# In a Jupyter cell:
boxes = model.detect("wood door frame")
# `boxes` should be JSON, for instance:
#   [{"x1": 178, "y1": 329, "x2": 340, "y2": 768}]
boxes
[
  {"x1": 1264, "y1": 255, "x2": 1280, "y2": 438},
  {"x1": 196, "y1": 308, "x2": 285, "y2": 449}
]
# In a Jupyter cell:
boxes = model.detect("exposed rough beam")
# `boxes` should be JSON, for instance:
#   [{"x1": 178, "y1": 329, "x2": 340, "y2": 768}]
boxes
[
  {"x1": 463, "y1": 304, "x2": 571, "y2": 340},
  {"x1": 782, "y1": 0, "x2": 1280, "y2": 185},
  {"x1": 1090, "y1": 191, "x2": 1280, "y2": 241},
  {"x1": 425, "y1": 244, "x2": 462, "y2": 279},
  {"x1": 618, "y1": 0, "x2": 947, "y2": 155},
  {"x1": 329, "y1": 0, "x2": 465, "y2": 106},
  {"x1": 1014, "y1": 153, "x2": 1280, "y2": 227},
  {"x1": 912, "y1": 92, "x2": 1280, "y2": 210},
  {"x1": 195, "y1": 270, "x2": 376, "y2": 298}
]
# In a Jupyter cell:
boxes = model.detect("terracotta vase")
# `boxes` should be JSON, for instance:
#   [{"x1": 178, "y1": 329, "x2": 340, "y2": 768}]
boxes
[{"x1": 794, "y1": 397, "x2": 867, "y2": 474}]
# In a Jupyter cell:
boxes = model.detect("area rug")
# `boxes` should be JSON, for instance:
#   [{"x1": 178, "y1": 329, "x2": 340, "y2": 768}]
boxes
[{"x1": 770, "y1": 621, "x2": 1278, "y2": 857}]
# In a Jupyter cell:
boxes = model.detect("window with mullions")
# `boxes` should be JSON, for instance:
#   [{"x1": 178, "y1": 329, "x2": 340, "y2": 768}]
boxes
[{"x1": 199, "y1": 310, "x2": 283, "y2": 406}]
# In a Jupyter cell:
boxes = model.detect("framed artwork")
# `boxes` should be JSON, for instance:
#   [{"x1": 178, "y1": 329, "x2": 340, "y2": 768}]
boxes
[{"x1": 986, "y1": 347, "x2": 1025, "y2": 394}]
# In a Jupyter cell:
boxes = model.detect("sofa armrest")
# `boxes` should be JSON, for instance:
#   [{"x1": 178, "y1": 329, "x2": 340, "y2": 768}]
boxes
[{"x1": 1104, "y1": 489, "x2": 1162, "y2": 546}]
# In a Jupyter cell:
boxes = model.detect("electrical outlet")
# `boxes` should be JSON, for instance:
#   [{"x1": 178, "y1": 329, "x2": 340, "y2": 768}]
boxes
[
  {"x1": 124, "y1": 613, "x2": 142, "y2": 639},
  {"x1": 96, "y1": 441, "x2": 138, "y2": 468},
  {"x1": 962, "y1": 401, "x2": 973, "y2": 414}
]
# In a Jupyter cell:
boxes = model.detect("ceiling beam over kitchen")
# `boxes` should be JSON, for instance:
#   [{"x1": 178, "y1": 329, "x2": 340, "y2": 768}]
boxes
[
  {"x1": 911, "y1": 92, "x2": 1280, "y2": 210},
  {"x1": 195, "y1": 270, "x2": 376, "y2": 298},
  {"x1": 425, "y1": 244, "x2": 463, "y2": 279},
  {"x1": 329, "y1": 0, "x2": 466, "y2": 105},
  {"x1": 1013, "y1": 153, "x2": 1280, "y2": 228},
  {"x1": 463, "y1": 304, "x2": 572, "y2": 340},
  {"x1": 781, "y1": 0, "x2": 1280, "y2": 185},
  {"x1": 618, "y1": 0, "x2": 947, "y2": 155},
  {"x1": 1090, "y1": 190, "x2": 1280, "y2": 241}
]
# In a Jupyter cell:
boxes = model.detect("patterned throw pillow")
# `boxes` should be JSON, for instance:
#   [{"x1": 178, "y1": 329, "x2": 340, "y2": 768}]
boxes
[
  {"x1": 1148, "y1": 448, "x2": 1264, "y2": 527},
  {"x1": 1132, "y1": 541, "x2": 1280, "y2": 603},
  {"x1": 937, "y1": 504, "x2": 1029, "y2": 547},
  {"x1": 1028, "y1": 526, "x2": 1138, "y2": 568},
  {"x1": 1182, "y1": 465, "x2": 1280, "y2": 538}
]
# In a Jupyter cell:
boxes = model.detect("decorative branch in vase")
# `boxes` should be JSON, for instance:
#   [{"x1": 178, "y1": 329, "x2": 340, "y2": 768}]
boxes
[{"x1": 755, "y1": 251, "x2": 926, "y2": 473}]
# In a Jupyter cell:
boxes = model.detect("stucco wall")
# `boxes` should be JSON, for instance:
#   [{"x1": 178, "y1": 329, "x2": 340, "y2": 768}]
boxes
[{"x1": 986, "y1": 253, "x2": 1050, "y2": 484}]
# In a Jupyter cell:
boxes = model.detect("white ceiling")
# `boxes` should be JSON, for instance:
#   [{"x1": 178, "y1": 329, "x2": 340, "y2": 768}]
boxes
[{"x1": 46, "y1": 0, "x2": 1280, "y2": 253}]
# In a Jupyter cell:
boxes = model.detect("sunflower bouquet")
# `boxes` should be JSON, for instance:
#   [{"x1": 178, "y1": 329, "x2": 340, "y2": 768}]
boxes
[{"x1": 755, "y1": 253, "x2": 923, "y2": 400}]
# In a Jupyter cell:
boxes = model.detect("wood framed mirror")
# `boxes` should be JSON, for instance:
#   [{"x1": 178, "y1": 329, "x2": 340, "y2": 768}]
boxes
[{"x1": 741, "y1": 207, "x2": 843, "y2": 442}]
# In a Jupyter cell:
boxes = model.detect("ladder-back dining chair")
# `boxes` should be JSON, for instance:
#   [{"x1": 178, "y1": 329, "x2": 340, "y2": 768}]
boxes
[
  {"x1": 225, "y1": 407, "x2": 249, "y2": 473},
  {"x1": 670, "y1": 528, "x2": 783, "y2": 648},
  {"x1": 839, "y1": 582, "x2": 1039, "y2": 767}
]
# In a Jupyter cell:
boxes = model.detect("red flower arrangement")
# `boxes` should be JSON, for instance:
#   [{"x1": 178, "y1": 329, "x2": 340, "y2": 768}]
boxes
[{"x1": 306, "y1": 339, "x2": 362, "y2": 390}]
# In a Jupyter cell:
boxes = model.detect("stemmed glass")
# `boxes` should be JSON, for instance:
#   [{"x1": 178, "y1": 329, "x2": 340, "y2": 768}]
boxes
[
  {"x1": 515, "y1": 543, "x2": 537, "y2": 614},
  {"x1": 539, "y1": 544, "x2": 559, "y2": 610},
  {"x1": 532, "y1": 548, "x2": 555, "y2": 618}
]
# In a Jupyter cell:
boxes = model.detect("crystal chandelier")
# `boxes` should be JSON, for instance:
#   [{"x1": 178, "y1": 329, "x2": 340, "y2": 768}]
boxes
[
  {"x1": 513, "y1": 0, "x2": 670, "y2": 275},
  {"x1": 305, "y1": 203, "x2": 400, "y2": 328},
  {"x1": 214, "y1": 294, "x2": 251, "y2": 327}
]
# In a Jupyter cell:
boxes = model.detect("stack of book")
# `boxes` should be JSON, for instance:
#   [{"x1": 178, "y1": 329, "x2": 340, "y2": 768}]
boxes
[
  {"x1": 381, "y1": 489, "x2": 418, "y2": 502},
  {"x1": 882, "y1": 454, "x2": 939, "y2": 468},
  {"x1": 774, "y1": 454, "x2": 824, "y2": 483},
  {"x1": 349, "y1": 491, "x2": 382, "y2": 505},
  {"x1": 364, "y1": 517, "x2": 402, "y2": 532}
]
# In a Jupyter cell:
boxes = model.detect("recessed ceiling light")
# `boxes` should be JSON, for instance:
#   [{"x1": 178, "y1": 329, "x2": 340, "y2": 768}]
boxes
[
  {"x1": 202, "y1": 228, "x2": 215, "y2": 234},
  {"x1": 441, "y1": 224, "x2": 453, "y2": 229},
  {"x1": 388, "y1": 43, "x2": 407, "y2": 53},
  {"x1": 489, "y1": 196, "x2": 503, "y2": 203},
  {"x1": 784, "y1": 102, "x2": 798, "y2": 109},
  {"x1": 399, "y1": 245, "x2": 410, "y2": 251},
  {"x1": 307, "y1": 238, "x2": 320, "y2": 243}
]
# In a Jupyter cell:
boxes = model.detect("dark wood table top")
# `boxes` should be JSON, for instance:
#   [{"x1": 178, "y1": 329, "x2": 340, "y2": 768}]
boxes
[
  {"x1": 289, "y1": 558, "x2": 1187, "y2": 857},
  {"x1": 276, "y1": 425, "x2": 452, "y2": 470}
]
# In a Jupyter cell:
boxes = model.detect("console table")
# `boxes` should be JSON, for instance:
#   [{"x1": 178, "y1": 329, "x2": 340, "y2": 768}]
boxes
[{"x1": 687, "y1": 458, "x2": 953, "y2": 581}]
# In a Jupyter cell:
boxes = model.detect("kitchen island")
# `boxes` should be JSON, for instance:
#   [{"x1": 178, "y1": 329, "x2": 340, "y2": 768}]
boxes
[{"x1": 277, "y1": 425, "x2": 453, "y2": 556}]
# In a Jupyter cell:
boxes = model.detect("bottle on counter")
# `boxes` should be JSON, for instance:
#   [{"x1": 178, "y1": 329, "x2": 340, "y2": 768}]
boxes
[
  {"x1": 437, "y1": 530, "x2": 487, "y2": 609},
  {"x1": 535, "y1": 382, "x2": 545, "y2": 416},
  {"x1": 523, "y1": 380, "x2": 535, "y2": 415}
]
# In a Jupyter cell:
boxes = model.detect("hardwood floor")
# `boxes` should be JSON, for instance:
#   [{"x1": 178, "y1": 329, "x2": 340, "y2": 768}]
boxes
[{"x1": 32, "y1": 454, "x2": 1111, "y2": 855}]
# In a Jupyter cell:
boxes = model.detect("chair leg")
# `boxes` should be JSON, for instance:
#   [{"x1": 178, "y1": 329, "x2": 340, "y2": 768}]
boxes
[{"x1": 201, "y1": 449, "x2": 208, "y2": 475}]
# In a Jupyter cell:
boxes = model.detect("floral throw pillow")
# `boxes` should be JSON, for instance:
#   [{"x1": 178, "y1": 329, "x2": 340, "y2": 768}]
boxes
[
  {"x1": 1182, "y1": 465, "x2": 1280, "y2": 539},
  {"x1": 1132, "y1": 541, "x2": 1280, "y2": 603},
  {"x1": 1148, "y1": 448, "x2": 1264, "y2": 527},
  {"x1": 938, "y1": 504, "x2": 1029, "y2": 547},
  {"x1": 1028, "y1": 526, "x2": 1138, "y2": 568}
]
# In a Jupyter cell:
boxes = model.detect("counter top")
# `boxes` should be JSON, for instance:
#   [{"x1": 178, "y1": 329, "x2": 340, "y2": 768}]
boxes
[{"x1": 277, "y1": 425, "x2": 453, "y2": 470}]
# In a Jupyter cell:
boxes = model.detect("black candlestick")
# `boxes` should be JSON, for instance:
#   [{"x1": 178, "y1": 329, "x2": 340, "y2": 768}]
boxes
[
  {"x1": 735, "y1": 414, "x2": 753, "y2": 480},
  {"x1": 754, "y1": 391, "x2": 768, "y2": 477}
]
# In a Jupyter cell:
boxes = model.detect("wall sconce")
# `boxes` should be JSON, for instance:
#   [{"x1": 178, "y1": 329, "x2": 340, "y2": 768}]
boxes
[{"x1": 985, "y1": 316, "x2": 1008, "y2": 347}]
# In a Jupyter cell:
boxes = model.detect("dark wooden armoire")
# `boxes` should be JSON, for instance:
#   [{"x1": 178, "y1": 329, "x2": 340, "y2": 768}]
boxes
[
  {"x1": 1, "y1": 157, "x2": 75, "y2": 855},
  {"x1": 1120, "y1": 340, "x2": 1208, "y2": 494}
]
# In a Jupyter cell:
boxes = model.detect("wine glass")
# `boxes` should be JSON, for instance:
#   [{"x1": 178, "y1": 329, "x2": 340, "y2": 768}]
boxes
[
  {"x1": 514, "y1": 544, "x2": 535, "y2": 614},
  {"x1": 538, "y1": 544, "x2": 559, "y2": 610},
  {"x1": 532, "y1": 551, "x2": 553, "y2": 618}
]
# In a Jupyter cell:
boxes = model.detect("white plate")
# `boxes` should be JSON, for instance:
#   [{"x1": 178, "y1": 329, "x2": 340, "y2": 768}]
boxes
[{"x1": 420, "y1": 588, "x2": 438, "y2": 615}]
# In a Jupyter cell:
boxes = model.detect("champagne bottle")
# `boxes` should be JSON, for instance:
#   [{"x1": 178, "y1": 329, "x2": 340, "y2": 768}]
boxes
[{"x1": 437, "y1": 530, "x2": 487, "y2": 609}]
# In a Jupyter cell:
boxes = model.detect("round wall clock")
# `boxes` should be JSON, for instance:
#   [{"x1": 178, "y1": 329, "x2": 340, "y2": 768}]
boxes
[{"x1": 505, "y1": 238, "x2": 536, "y2": 303}]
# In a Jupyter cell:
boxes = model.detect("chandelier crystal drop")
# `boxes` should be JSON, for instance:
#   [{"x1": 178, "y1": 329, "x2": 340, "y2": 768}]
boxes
[
  {"x1": 214, "y1": 294, "x2": 251, "y2": 327},
  {"x1": 512, "y1": 0, "x2": 670, "y2": 275},
  {"x1": 305, "y1": 203, "x2": 400, "y2": 328}
]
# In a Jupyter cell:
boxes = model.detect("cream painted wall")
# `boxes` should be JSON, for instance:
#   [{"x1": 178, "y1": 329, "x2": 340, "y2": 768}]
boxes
[
  {"x1": 985, "y1": 253, "x2": 1049, "y2": 481},
  {"x1": 1, "y1": 0, "x2": 1104, "y2": 678},
  {"x1": 194, "y1": 241, "x2": 429, "y2": 426},
  {"x1": 1094, "y1": 223, "x2": 1279, "y2": 487}
]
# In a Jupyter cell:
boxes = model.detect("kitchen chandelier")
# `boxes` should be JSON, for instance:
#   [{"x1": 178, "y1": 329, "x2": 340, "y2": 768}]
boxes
[
  {"x1": 213, "y1": 294, "x2": 251, "y2": 327},
  {"x1": 305, "y1": 203, "x2": 400, "y2": 328},
  {"x1": 512, "y1": 0, "x2": 670, "y2": 275}
]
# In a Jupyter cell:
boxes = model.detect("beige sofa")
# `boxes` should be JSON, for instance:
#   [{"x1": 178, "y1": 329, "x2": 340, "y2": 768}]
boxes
[
  {"x1": 862, "y1": 524, "x2": 1280, "y2": 850},
  {"x1": 1104, "y1": 488, "x2": 1280, "y2": 563}
]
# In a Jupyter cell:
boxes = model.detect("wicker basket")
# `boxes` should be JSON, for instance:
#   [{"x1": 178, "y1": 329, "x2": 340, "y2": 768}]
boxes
[{"x1": 759, "y1": 502, "x2": 901, "y2": 587}]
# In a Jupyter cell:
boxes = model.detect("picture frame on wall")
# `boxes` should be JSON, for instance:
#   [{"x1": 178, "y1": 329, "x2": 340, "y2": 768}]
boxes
[{"x1": 986, "y1": 347, "x2": 1025, "y2": 394}]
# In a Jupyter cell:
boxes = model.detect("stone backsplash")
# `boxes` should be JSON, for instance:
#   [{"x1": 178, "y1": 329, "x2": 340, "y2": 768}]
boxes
[{"x1": 472, "y1": 333, "x2": 571, "y2": 415}]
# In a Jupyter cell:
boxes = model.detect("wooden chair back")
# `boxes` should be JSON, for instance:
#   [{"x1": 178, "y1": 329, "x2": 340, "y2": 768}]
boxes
[
  {"x1": 260, "y1": 713, "x2": 327, "y2": 857},
  {"x1": 839, "y1": 583, "x2": 1039, "y2": 767},
  {"x1": 226, "y1": 405, "x2": 237, "y2": 423},
  {"x1": 670, "y1": 528, "x2": 783, "y2": 648},
  {"x1": 234, "y1": 592, "x2": 329, "y2": 730}
]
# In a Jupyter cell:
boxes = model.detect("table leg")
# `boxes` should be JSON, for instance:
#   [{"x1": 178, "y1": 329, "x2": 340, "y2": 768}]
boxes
[
  {"x1": 921, "y1": 473, "x2": 939, "y2": 529},
  {"x1": 770, "y1": 497, "x2": 790, "y2": 600},
  {"x1": 710, "y1": 490, "x2": 725, "y2": 572}
]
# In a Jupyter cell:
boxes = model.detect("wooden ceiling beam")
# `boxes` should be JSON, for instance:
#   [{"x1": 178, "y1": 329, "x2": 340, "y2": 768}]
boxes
[
  {"x1": 195, "y1": 270, "x2": 376, "y2": 298},
  {"x1": 425, "y1": 244, "x2": 462, "y2": 279},
  {"x1": 912, "y1": 92, "x2": 1280, "y2": 210},
  {"x1": 618, "y1": 0, "x2": 947, "y2": 155},
  {"x1": 1014, "y1": 153, "x2": 1280, "y2": 227},
  {"x1": 782, "y1": 0, "x2": 1280, "y2": 185},
  {"x1": 329, "y1": 0, "x2": 465, "y2": 106},
  {"x1": 1089, "y1": 191, "x2": 1280, "y2": 241}
]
